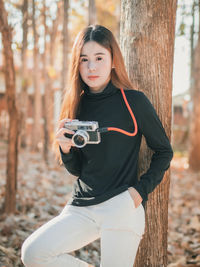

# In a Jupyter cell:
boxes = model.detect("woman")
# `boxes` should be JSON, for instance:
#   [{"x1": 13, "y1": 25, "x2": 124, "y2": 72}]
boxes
[{"x1": 21, "y1": 25, "x2": 173, "y2": 267}]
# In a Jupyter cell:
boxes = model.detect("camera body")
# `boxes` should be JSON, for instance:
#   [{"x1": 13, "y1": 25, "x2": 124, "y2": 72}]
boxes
[{"x1": 64, "y1": 120, "x2": 101, "y2": 148}]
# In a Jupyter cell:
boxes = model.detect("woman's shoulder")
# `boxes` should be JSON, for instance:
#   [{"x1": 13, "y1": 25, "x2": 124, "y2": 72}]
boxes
[
  {"x1": 123, "y1": 88, "x2": 147, "y2": 102},
  {"x1": 122, "y1": 88, "x2": 154, "y2": 114}
]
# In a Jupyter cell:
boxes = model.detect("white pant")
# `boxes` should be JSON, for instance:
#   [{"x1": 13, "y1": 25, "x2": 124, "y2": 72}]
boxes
[{"x1": 21, "y1": 190, "x2": 145, "y2": 267}]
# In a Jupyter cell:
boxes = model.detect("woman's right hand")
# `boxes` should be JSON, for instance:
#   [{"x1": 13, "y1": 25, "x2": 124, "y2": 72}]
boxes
[{"x1": 55, "y1": 118, "x2": 75, "y2": 154}]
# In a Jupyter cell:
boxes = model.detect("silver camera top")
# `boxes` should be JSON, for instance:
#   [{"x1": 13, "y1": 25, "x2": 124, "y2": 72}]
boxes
[{"x1": 64, "y1": 120, "x2": 99, "y2": 131}]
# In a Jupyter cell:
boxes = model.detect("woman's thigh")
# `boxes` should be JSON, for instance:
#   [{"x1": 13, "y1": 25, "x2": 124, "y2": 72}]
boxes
[
  {"x1": 21, "y1": 204, "x2": 100, "y2": 259},
  {"x1": 98, "y1": 190, "x2": 145, "y2": 267},
  {"x1": 99, "y1": 190, "x2": 145, "y2": 236},
  {"x1": 100, "y1": 229, "x2": 141, "y2": 267}
]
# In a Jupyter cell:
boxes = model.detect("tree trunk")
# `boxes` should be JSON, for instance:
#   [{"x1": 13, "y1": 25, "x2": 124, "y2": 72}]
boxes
[
  {"x1": 120, "y1": 1, "x2": 177, "y2": 266},
  {"x1": 190, "y1": 0, "x2": 196, "y2": 97},
  {"x1": 19, "y1": 0, "x2": 29, "y2": 148},
  {"x1": 32, "y1": 0, "x2": 42, "y2": 150},
  {"x1": 88, "y1": 0, "x2": 97, "y2": 25},
  {"x1": 0, "y1": 0, "x2": 19, "y2": 213},
  {"x1": 189, "y1": 1, "x2": 200, "y2": 171},
  {"x1": 61, "y1": 0, "x2": 69, "y2": 94},
  {"x1": 42, "y1": 0, "x2": 49, "y2": 164},
  {"x1": 50, "y1": 1, "x2": 62, "y2": 135}
]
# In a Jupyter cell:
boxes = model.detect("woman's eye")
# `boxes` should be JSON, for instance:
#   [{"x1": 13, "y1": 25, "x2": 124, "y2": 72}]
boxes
[
  {"x1": 81, "y1": 58, "x2": 88, "y2": 62},
  {"x1": 97, "y1": 57, "x2": 102, "y2": 61}
]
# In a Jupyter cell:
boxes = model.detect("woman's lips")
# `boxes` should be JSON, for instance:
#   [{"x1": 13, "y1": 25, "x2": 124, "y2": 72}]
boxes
[{"x1": 88, "y1": 76, "x2": 99, "y2": 80}]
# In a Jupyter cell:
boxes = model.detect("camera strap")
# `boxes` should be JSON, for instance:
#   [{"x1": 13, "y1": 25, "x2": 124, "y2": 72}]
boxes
[{"x1": 97, "y1": 88, "x2": 138, "y2": 136}]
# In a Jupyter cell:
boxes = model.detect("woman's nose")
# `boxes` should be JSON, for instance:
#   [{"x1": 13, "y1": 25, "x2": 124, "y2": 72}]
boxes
[{"x1": 88, "y1": 62, "x2": 96, "y2": 71}]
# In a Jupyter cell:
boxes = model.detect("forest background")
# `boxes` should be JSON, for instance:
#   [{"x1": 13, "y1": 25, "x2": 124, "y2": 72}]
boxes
[{"x1": 0, "y1": 0, "x2": 200, "y2": 266}]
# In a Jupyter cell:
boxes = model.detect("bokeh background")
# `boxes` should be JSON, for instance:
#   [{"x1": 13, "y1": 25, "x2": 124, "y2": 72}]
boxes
[{"x1": 0, "y1": 0, "x2": 200, "y2": 266}]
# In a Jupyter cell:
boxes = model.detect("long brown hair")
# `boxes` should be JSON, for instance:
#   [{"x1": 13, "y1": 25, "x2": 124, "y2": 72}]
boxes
[{"x1": 53, "y1": 24, "x2": 137, "y2": 158}]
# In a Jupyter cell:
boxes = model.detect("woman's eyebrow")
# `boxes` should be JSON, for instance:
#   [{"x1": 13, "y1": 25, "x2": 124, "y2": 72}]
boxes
[{"x1": 80, "y1": 52, "x2": 105, "y2": 57}]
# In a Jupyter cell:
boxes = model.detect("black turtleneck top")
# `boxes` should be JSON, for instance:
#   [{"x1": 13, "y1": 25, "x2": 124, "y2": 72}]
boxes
[{"x1": 60, "y1": 80, "x2": 173, "y2": 209}]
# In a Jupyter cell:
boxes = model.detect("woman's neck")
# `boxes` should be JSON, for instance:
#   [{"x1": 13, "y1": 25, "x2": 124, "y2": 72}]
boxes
[{"x1": 88, "y1": 80, "x2": 111, "y2": 94}]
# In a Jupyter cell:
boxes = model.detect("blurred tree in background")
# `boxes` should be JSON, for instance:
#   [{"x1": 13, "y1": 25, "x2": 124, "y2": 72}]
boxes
[
  {"x1": 0, "y1": 0, "x2": 200, "y2": 265},
  {"x1": 0, "y1": 0, "x2": 19, "y2": 213},
  {"x1": 188, "y1": 0, "x2": 200, "y2": 171}
]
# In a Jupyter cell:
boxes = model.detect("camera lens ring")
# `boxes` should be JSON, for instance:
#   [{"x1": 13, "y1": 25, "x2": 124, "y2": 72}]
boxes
[{"x1": 72, "y1": 130, "x2": 89, "y2": 148}]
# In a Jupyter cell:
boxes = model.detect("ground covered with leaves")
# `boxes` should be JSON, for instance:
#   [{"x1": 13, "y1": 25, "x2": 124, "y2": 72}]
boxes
[
  {"x1": 0, "y1": 141, "x2": 199, "y2": 267},
  {"x1": 167, "y1": 153, "x2": 200, "y2": 266}
]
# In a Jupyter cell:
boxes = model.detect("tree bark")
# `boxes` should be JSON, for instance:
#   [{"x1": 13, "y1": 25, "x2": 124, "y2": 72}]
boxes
[
  {"x1": 19, "y1": 0, "x2": 29, "y2": 148},
  {"x1": 120, "y1": 1, "x2": 177, "y2": 266},
  {"x1": 49, "y1": 2, "x2": 62, "y2": 136},
  {"x1": 32, "y1": 0, "x2": 42, "y2": 150},
  {"x1": 190, "y1": 0, "x2": 196, "y2": 97},
  {"x1": 42, "y1": 0, "x2": 49, "y2": 164},
  {"x1": 189, "y1": 1, "x2": 200, "y2": 171},
  {"x1": 0, "y1": 0, "x2": 19, "y2": 213},
  {"x1": 61, "y1": 0, "x2": 69, "y2": 94}
]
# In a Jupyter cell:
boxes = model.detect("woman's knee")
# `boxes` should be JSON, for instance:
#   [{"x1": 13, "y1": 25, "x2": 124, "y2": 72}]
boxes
[{"x1": 21, "y1": 235, "x2": 43, "y2": 266}]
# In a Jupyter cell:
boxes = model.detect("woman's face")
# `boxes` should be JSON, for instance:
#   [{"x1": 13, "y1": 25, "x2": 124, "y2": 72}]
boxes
[{"x1": 79, "y1": 41, "x2": 113, "y2": 93}]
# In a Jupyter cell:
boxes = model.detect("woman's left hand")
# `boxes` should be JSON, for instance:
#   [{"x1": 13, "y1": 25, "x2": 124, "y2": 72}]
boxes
[{"x1": 128, "y1": 187, "x2": 143, "y2": 208}]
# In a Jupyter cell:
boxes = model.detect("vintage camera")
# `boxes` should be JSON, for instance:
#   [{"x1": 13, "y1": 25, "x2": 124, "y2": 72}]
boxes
[{"x1": 64, "y1": 120, "x2": 101, "y2": 148}]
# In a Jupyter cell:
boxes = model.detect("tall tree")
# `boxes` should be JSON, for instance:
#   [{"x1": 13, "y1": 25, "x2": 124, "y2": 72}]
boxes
[
  {"x1": 19, "y1": 0, "x2": 29, "y2": 148},
  {"x1": 49, "y1": 1, "x2": 62, "y2": 135},
  {"x1": 42, "y1": 0, "x2": 62, "y2": 163},
  {"x1": 42, "y1": 0, "x2": 50, "y2": 164},
  {"x1": 0, "y1": 0, "x2": 19, "y2": 213},
  {"x1": 120, "y1": 1, "x2": 177, "y2": 266},
  {"x1": 32, "y1": 0, "x2": 42, "y2": 150},
  {"x1": 190, "y1": 0, "x2": 196, "y2": 93},
  {"x1": 189, "y1": 0, "x2": 200, "y2": 171},
  {"x1": 61, "y1": 0, "x2": 69, "y2": 94}
]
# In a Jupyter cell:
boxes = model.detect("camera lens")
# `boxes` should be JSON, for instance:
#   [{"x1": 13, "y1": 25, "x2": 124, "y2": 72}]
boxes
[
  {"x1": 73, "y1": 135, "x2": 85, "y2": 147},
  {"x1": 72, "y1": 130, "x2": 89, "y2": 148}
]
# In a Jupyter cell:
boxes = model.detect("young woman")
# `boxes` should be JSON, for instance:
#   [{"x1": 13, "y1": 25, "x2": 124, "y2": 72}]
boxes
[{"x1": 21, "y1": 25, "x2": 173, "y2": 267}]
